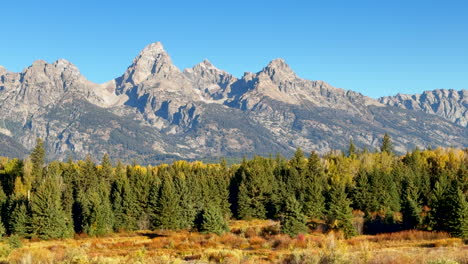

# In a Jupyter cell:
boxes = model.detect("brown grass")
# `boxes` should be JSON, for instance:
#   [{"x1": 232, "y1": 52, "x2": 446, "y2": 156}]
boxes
[
  {"x1": 369, "y1": 230, "x2": 451, "y2": 242},
  {"x1": 0, "y1": 221, "x2": 465, "y2": 264}
]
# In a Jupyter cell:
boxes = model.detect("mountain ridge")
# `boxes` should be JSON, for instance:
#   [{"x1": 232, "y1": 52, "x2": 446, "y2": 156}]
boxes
[{"x1": 0, "y1": 42, "x2": 466, "y2": 162}]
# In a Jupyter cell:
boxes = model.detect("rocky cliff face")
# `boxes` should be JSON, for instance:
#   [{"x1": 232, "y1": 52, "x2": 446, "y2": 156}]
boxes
[
  {"x1": 0, "y1": 42, "x2": 466, "y2": 162},
  {"x1": 379, "y1": 89, "x2": 468, "y2": 127}
]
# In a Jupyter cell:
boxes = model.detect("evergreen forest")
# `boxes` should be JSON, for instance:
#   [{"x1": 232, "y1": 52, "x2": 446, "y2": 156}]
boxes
[{"x1": 0, "y1": 135, "x2": 466, "y2": 241}]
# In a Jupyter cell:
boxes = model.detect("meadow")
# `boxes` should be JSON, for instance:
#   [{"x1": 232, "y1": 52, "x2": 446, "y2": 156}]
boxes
[{"x1": 0, "y1": 220, "x2": 466, "y2": 264}]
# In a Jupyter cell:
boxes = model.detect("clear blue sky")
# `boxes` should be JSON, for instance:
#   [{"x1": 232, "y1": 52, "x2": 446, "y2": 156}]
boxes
[{"x1": 1, "y1": 0, "x2": 467, "y2": 98}]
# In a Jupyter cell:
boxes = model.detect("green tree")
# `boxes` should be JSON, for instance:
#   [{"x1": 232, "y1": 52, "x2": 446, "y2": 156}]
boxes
[
  {"x1": 8, "y1": 198, "x2": 30, "y2": 237},
  {"x1": 348, "y1": 139, "x2": 357, "y2": 157},
  {"x1": 327, "y1": 185, "x2": 357, "y2": 238},
  {"x1": 61, "y1": 158, "x2": 77, "y2": 232},
  {"x1": 173, "y1": 172, "x2": 196, "y2": 229},
  {"x1": 151, "y1": 173, "x2": 182, "y2": 230},
  {"x1": 351, "y1": 170, "x2": 375, "y2": 213},
  {"x1": 99, "y1": 154, "x2": 113, "y2": 184},
  {"x1": 78, "y1": 181, "x2": 114, "y2": 236},
  {"x1": 302, "y1": 151, "x2": 326, "y2": 219},
  {"x1": 440, "y1": 181, "x2": 468, "y2": 238},
  {"x1": 196, "y1": 204, "x2": 229, "y2": 235},
  {"x1": 110, "y1": 163, "x2": 138, "y2": 231},
  {"x1": 235, "y1": 158, "x2": 275, "y2": 219},
  {"x1": 380, "y1": 133, "x2": 393, "y2": 154},
  {"x1": 147, "y1": 178, "x2": 161, "y2": 229},
  {"x1": 30, "y1": 138, "x2": 46, "y2": 180},
  {"x1": 427, "y1": 176, "x2": 450, "y2": 231},
  {"x1": 79, "y1": 155, "x2": 98, "y2": 191},
  {"x1": 30, "y1": 165, "x2": 72, "y2": 239},
  {"x1": 285, "y1": 149, "x2": 307, "y2": 201},
  {"x1": 280, "y1": 196, "x2": 308, "y2": 237},
  {"x1": 128, "y1": 165, "x2": 153, "y2": 229},
  {"x1": 401, "y1": 178, "x2": 422, "y2": 229}
]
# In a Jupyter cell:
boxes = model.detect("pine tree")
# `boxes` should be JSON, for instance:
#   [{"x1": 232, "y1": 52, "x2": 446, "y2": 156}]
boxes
[
  {"x1": 128, "y1": 164, "x2": 153, "y2": 229},
  {"x1": 302, "y1": 151, "x2": 325, "y2": 219},
  {"x1": 440, "y1": 181, "x2": 468, "y2": 238},
  {"x1": 8, "y1": 198, "x2": 30, "y2": 237},
  {"x1": 151, "y1": 173, "x2": 182, "y2": 230},
  {"x1": 327, "y1": 184, "x2": 357, "y2": 238},
  {"x1": 348, "y1": 139, "x2": 357, "y2": 157},
  {"x1": 401, "y1": 178, "x2": 422, "y2": 229},
  {"x1": 236, "y1": 157, "x2": 275, "y2": 220},
  {"x1": 78, "y1": 181, "x2": 114, "y2": 236},
  {"x1": 30, "y1": 138, "x2": 46, "y2": 180},
  {"x1": 174, "y1": 173, "x2": 196, "y2": 229},
  {"x1": 147, "y1": 179, "x2": 161, "y2": 229},
  {"x1": 280, "y1": 196, "x2": 308, "y2": 237},
  {"x1": 30, "y1": 169, "x2": 72, "y2": 239},
  {"x1": 80, "y1": 155, "x2": 98, "y2": 191},
  {"x1": 370, "y1": 169, "x2": 401, "y2": 213},
  {"x1": 61, "y1": 158, "x2": 77, "y2": 233},
  {"x1": 427, "y1": 176, "x2": 449, "y2": 231},
  {"x1": 351, "y1": 170, "x2": 375, "y2": 213},
  {"x1": 99, "y1": 154, "x2": 113, "y2": 184},
  {"x1": 110, "y1": 164, "x2": 138, "y2": 231},
  {"x1": 196, "y1": 204, "x2": 229, "y2": 235},
  {"x1": 286, "y1": 148, "x2": 307, "y2": 201},
  {"x1": 380, "y1": 133, "x2": 393, "y2": 154}
]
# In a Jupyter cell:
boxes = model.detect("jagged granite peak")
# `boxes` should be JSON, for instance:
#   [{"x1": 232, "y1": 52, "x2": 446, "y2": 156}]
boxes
[
  {"x1": 379, "y1": 89, "x2": 468, "y2": 127},
  {"x1": 0, "y1": 58, "x2": 124, "y2": 120},
  {"x1": 184, "y1": 59, "x2": 238, "y2": 100},
  {"x1": 261, "y1": 58, "x2": 297, "y2": 81},
  {"x1": 118, "y1": 42, "x2": 182, "y2": 89},
  {"x1": 115, "y1": 43, "x2": 205, "y2": 128},
  {"x1": 12, "y1": 59, "x2": 85, "y2": 104},
  {"x1": 229, "y1": 58, "x2": 380, "y2": 112},
  {"x1": 185, "y1": 59, "x2": 223, "y2": 75},
  {"x1": 197, "y1": 59, "x2": 217, "y2": 70}
]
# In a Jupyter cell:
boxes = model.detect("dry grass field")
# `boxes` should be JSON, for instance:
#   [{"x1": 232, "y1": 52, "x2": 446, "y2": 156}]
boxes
[{"x1": 0, "y1": 220, "x2": 466, "y2": 264}]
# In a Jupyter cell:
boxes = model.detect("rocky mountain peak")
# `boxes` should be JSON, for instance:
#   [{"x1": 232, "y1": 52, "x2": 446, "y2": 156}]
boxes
[
  {"x1": 199, "y1": 59, "x2": 216, "y2": 69},
  {"x1": 189, "y1": 59, "x2": 228, "y2": 75},
  {"x1": 31, "y1": 59, "x2": 48, "y2": 66},
  {"x1": 260, "y1": 58, "x2": 296, "y2": 82},
  {"x1": 22, "y1": 59, "x2": 83, "y2": 83},
  {"x1": 186, "y1": 59, "x2": 219, "y2": 73},
  {"x1": 379, "y1": 89, "x2": 468, "y2": 127},
  {"x1": 134, "y1": 42, "x2": 168, "y2": 65},
  {"x1": 184, "y1": 59, "x2": 238, "y2": 101},
  {"x1": 120, "y1": 42, "x2": 181, "y2": 86}
]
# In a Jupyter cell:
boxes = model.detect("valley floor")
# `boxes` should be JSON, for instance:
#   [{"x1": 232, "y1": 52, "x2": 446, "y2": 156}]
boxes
[{"x1": 0, "y1": 220, "x2": 466, "y2": 264}]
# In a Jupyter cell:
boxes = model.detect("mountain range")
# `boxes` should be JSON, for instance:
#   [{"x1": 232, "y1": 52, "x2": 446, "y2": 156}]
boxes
[{"x1": 0, "y1": 42, "x2": 466, "y2": 163}]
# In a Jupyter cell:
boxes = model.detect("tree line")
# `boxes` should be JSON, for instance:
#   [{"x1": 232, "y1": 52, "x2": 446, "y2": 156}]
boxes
[{"x1": 0, "y1": 135, "x2": 466, "y2": 240}]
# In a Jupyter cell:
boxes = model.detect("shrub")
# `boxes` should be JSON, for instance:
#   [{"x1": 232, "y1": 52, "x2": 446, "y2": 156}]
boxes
[
  {"x1": 281, "y1": 197, "x2": 308, "y2": 237},
  {"x1": 196, "y1": 205, "x2": 229, "y2": 235},
  {"x1": 261, "y1": 224, "x2": 280, "y2": 237},
  {"x1": 0, "y1": 244, "x2": 11, "y2": 259},
  {"x1": 7, "y1": 236, "x2": 22, "y2": 249}
]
